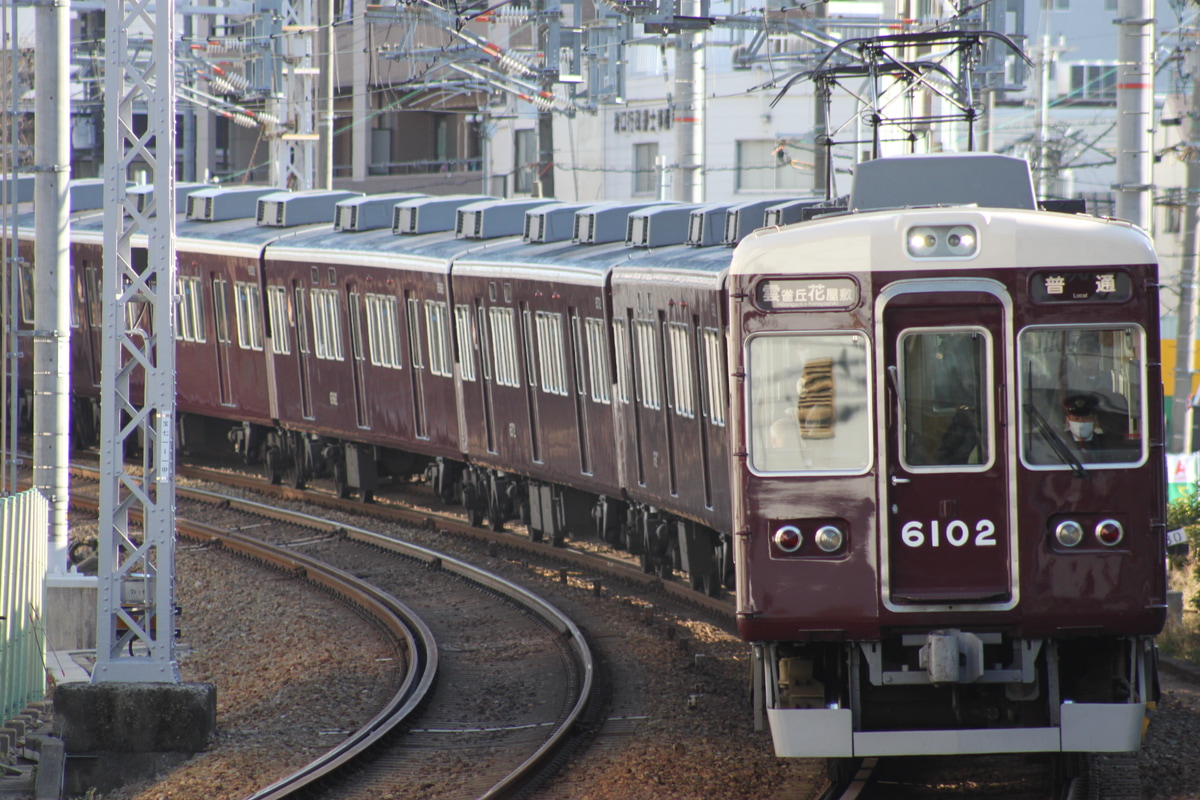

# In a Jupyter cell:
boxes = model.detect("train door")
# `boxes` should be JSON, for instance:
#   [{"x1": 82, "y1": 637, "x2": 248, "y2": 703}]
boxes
[
  {"x1": 211, "y1": 276, "x2": 235, "y2": 406},
  {"x1": 658, "y1": 311, "x2": 678, "y2": 496},
  {"x1": 520, "y1": 303, "x2": 542, "y2": 463},
  {"x1": 405, "y1": 292, "x2": 429, "y2": 439},
  {"x1": 476, "y1": 299, "x2": 496, "y2": 453},
  {"x1": 879, "y1": 281, "x2": 1016, "y2": 611},
  {"x1": 569, "y1": 309, "x2": 591, "y2": 474},
  {"x1": 83, "y1": 263, "x2": 104, "y2": 388},
  {"x1": 345, "y1": 286, "x2": 369, "y2": 429},
  {"x1": 293, "y1": 282, "x2": 314, "y2": 419}
]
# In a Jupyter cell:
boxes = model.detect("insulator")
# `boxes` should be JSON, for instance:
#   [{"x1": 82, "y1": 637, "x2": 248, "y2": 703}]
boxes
[
  {"x1": 209, "y1": 75, "x2": 235, "y2": 95},
  {"x1": 256, "y1": 112, "x2": 281, "y2": 126},
  {"x1": 233, "y1": 114, "x2": 258, "y2": 129}
]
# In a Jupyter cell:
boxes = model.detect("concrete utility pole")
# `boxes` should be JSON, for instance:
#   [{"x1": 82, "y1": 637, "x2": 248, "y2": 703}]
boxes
[
  {"x1": 1113, "y1": 0, "x2": 1154, "y2": 228},
  {"x1": 33, "y1": 0, "x2": 70, "y2": 574},
  {"x1": 1169, "y1": 43, "x2": 1200, "y2": 454},
  {"x1": 318, "y1": 0, "x2": 335, "y2": 190},
  {"x1": 96, "y1": 0, "x2": 181, "y2": 682},
  {"x1": 673, "y1": 0, "x2": 703, "y2": 203}
]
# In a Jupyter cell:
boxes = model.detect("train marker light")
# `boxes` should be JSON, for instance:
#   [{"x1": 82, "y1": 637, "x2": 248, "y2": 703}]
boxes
[
  {"x1": 1055, "y1": 520, "x2": 1084, "y2": 548},
  {"x1": 1096, "y1": 519, "x2": 1124, "y2": 547},
  {"x1": 814, "y1": 525, "x2": 843, "y2": 553},
  {"x1": 774, "y1": 525, "x2": 802, "y2": 552}
]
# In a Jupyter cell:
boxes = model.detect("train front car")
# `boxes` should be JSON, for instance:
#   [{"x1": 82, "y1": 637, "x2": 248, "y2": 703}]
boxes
[{"x1": 730, "y1": 154, "x2": 1166, "y2": 759}]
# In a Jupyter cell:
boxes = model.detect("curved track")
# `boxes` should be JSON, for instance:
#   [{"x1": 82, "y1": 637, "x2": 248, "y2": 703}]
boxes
[{"x1": 69, "y1": 468, "x2": 595, "y2": 799}]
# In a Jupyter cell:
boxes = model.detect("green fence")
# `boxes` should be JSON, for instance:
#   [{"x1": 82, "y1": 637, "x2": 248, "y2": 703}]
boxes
[{"x1": 0, "y1": 489, "x2": 48, "y2": 722}]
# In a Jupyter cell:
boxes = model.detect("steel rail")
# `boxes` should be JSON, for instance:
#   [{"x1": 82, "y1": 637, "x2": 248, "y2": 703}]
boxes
[{"x1": 69, "y1": 473, "x2": 596, "y2": 799}]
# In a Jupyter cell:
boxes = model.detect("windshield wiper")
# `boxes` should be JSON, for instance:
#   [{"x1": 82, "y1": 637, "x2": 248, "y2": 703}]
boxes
[{"x1": 1024, "y1": 401, "x2": 1087, "y2": 478}]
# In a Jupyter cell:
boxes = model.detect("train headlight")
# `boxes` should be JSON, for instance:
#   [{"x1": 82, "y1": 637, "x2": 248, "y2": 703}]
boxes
[
  {"x1": 905, "y1": 224, "x2": 979, "y2": 259},
  {"x1": 1096, "y1": 519, "x2": 1124, "y2": 547},
  {"x1": 907, "y1": 227, "x2": 939, "y2": 258},
  {"x1": 774, "y1": 525, "x2": 803, "y2": 553},
  {"x1": 814, "y1": 525, "x2": 844, "y2": 553},
  {"x1": 945, "y1": 226, "x2": 978, "y2": 257},
  {"x1": 1055, "y1": 520, "x2": 1084, "y2": 548}
]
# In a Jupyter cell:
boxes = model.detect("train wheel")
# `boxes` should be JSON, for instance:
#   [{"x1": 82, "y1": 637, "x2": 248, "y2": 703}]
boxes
[
  {"x1": 639, "y1": 551, "x2": 655, "y2": 574},
  {"x1": 335, "y1": 479, "x2": 351, "y2": 500},
  {"x1": 467, "y1": 506, "x2": 483, "y2": 528}
]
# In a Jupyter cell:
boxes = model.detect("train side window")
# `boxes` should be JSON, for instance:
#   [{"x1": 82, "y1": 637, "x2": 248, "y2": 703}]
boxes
[
  {"x1": 177, "y1": 276, "x2": 207, "y2": 344},
  {"x1": 476, "y1": 305, "x2": 491, "y2": 381},
  {"x1": 71, "y1": 264, "x2": 84, "y2": 329},
  {"x1": 521, "y1": 306, "x2": 538, "y2": 387},
  {"x1": 266, "y1": 286, "x2": 290, "y2": 355},
  {"x1": 364, "y1": 294, "x2": 402, "y2": 369},
  {"x1": 233, "y1": 281, "x2": 264, "y2": 351},
  {"x1": 746, "y1": 332, "x2": 871, "y2": 474},
  {"x1": 668, "y1": 322, "x2": 695, "y2": 419},
  {"x1": 348, "y1": 292, "x2": 364, "y2": 362},
  {"x1": 701, "y1": 327, "x2": 727, "y2": 427},
  {"x1": 585, "y1": 318, "x2": 611, "y2": 404},
  {"x1": 406, "y1": 295, "x2": 424, "y2": 370},
  {"x1": 633, "y1": 319, "x2": 662, "y2": 410},
  {"x1": 489, "y1": 306, "x2": 521, "y2": 388},
  {"x1": 213, "y1": 279, "x2": 232, "y2": 344},
  {"x1": 310, "y1": 288, "x2": 343, "y2": 360},
  {"x1": 570, "y1": 312, "x2": 588, "y2": 397},
  {"x1": 18, "y1": 261, "x2": 32, "y2": 324},
  {"x1": 1018, "y1": 325, "x2": 1145, "y2": 468},
  {"x1": 899, "y1": 329, "x2": 991, "y2": 470},
  {"x1": 292, "y1": 286, "x2": 310, "y2": 354},
  {"x1": 424, "y1": 300, "x2": 453, "y2": 377},
  {"x1": 87, "y1": 267, "x2": 103, "y2": 327},
  {"x1": 454, "y1": 304, "x2": 475, "y2": 381},
  {"x1": 535, "y1": 310, "x2": 568, "y2": 395},
  {"x1": 612, "y1": 318, "x2": 632, "y2": 404}
]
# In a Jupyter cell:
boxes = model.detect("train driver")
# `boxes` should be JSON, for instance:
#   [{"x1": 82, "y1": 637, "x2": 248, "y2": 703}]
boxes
[{"x1": 1060, "y1": 392, "x2": 1136, "y2": 463}]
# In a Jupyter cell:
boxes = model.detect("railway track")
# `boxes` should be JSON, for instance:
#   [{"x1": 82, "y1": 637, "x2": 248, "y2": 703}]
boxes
[{"x1": 69, "y1": 466, "x2": 596, "y2": 799}]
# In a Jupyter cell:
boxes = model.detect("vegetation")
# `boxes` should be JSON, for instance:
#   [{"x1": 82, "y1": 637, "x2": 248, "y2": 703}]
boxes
[{"x1": 1159, "y1": 488, "x2": 1200, "y2": 660}]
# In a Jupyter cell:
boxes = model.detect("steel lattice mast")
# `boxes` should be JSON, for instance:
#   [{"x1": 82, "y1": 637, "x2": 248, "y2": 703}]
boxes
[{"x1": 94, "y1": 0, "x2": 180, "y2": 682}]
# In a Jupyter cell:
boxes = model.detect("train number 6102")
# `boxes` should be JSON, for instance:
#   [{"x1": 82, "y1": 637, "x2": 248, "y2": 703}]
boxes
[{"x1": 900, "y1": 519, "x2": 997, "y2": 548}]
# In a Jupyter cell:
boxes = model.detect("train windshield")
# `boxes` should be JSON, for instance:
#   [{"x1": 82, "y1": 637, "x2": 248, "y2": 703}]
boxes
[
  {"x1": 898, "y1": 328, "x2": 993, "y2": 470},
  {"x1": 746, "y1": 332, "x2": 871, "y2": 474},
  {"x1": 1018, "y1": 326, "x2": 1146, "y2": 468}
]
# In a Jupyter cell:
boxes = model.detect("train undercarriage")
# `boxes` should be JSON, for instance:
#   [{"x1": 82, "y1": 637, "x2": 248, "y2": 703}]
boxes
[
  {"x1": 211, "y1": 419, "x2": 735, "y2": 597},
  {"x1": 759, "y1": 632, "x2": 1159, "y2": 757}
]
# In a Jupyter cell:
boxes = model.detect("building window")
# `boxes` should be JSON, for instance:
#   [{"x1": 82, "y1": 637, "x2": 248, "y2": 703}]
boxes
[
  {"x1": 1069, "y1": 64, "x2": 1116, "y2": 104},
  {"x1": 515, "y1": 129, "x2": 536, "y2": 194},
  {"x1": 736, "y1": 139, "x2": 807, "y2": 192},
  {"x1": 633, "y1": 143, "x2": 658, "y2": 196}
]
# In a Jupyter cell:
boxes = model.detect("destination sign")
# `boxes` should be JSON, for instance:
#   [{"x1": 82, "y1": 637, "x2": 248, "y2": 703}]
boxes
[
  {"x1": 1030, "y1": 270, "x2": 1132, "y2": 304},
  {"x1": 756, "y1": 278, "x2": 859, "y2": 310}
]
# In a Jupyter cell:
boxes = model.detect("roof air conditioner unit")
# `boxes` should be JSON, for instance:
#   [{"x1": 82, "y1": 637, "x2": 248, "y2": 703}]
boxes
[
  {"x1": 762, "y1": 198, "x2": 832, "y2": 228},
  {"x1": 572, "y1": 201, "x2": 673, "y2": 244},
  {"x1": 456, "y1": 198, "x2": 554, "y2": 240},
  {"x1": 523, "y1": 202, "x2": 594, "y2": 243},
  {"x1": 257, "y1": 190, "x2": 362, "y2": 227},
  {"x1": 334, "y1": 193, "x2": 426, "y2": 232},
  {"x1": 70, "y1": 179, "x2": 112, "y2": 212},
  {"x1": 392, "y1": 195, "x2": 494, "y2": 235},
  {"x1": 0, "y1": 174, "x2": 33, "y2": 205},
  {"x1": 722, "y1": 198, "x2": 799, "y2": 245},
  {"x1": 626, "y1": 204, "x2": 701, "y2": 248},
  {"x1": 126, "y1": 182, "x2": 209, "y2": 216},
  {"x1": 685, "y1": 203, "x2": 738, "y2": 247},
  {"x1": 185, "y1": 186, "x2": 278, "y2": 222}
]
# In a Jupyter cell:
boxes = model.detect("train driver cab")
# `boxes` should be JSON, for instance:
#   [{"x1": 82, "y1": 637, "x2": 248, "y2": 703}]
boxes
[{"x1": 1019, "y1": 327, "x2": 1145, "y2": 468}]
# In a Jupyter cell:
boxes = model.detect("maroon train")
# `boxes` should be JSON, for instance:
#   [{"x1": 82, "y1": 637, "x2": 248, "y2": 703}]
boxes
[{"x1": 24, "y1": 152, "x2": 1165, "y2": 761}]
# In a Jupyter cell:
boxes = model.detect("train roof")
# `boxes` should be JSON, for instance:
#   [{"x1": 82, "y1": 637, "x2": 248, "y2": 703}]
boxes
[
  {"x1": 261, "y1": 221, "x2": 498, "y2": 274},
  {"x1": 730, "y1": 205, "x2": 1156, "y2": 278}
]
